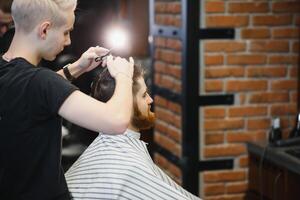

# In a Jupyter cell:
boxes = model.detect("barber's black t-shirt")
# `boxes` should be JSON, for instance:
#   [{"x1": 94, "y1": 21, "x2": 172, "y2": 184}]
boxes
[{"x1": 0, "y1": 57, "x2": 78, "y2": 199}]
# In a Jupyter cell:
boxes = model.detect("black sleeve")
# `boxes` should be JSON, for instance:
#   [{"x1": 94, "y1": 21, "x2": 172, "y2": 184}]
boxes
[{"x1": 29, "y1": 68, "x2": 78, "y2": 117}]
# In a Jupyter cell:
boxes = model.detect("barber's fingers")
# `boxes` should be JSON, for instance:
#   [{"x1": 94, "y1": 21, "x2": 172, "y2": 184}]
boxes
[
  {"x1": 84, "y1": 52, "x2": 99, "y2": 61},
  {"x1": 94, "y1": 46, "x2": 110, "y2": 56},
  {"x1": 129, "y1": 57, "x2": 134, "y2": 76},
  {"x1": 106, "y1": 55, "x2": 113, "y2": 66}
]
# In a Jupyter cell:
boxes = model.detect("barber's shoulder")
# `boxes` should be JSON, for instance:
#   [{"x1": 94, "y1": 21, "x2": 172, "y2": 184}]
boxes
[{"x1": 35, "y1": 67, "x2": 65, "y2": 80}]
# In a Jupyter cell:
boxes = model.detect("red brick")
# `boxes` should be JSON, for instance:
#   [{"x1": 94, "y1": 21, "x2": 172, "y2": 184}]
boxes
[
  {"x1": 239, "y1": 94, "x2": 246, "y2": 105},
  {"x1": 206, "y1": 16, "x2": 249, "y2": 28},
  {"x1": 168, "y1": 101, "x2": 181, "y2": 114},
  {"x1": 156, "y1": 119, "x2": 182, "y2": 143},
  {"x1": 166, "y1": 39, "x2": 182, "y2": 50},
  {"x1": 227, "y1": 131, "x2": 266, "y2": 143},
  {"x1": 154, "y1": 37, "x2": 166, "y2": 47},
  {"x1": 166, "y1": 125, "x2": 181, "y2": 143},
  {"x1": 155, "y1": 2, "x2": 167, "y2": 13},
  {"x1": 226, "y1": 182, "x2": 248, "y2": 194},
  {"x1": 204, "y1": 183, "x2": 225, "y2": 196},
  {"x1": 229, "y1": 106, "x2": 267, "y2": 117},
  {"x1": 204, "y1": 119, "x2": 244, "y2": 131},
  {"x1": 229, "y1": 2, "x2": 269, "y2": 13},
  {"x1": 239, "y1": 156, "x2": 249, "y2": 168},
  {"x1": 160, "y1": 75, "x2": 175, "y2": 89},
  {"x1": 249, "y1": 92, "x2": 289, "y2": 103},
  {"x1": 154, "y1": 61, "x2": 167, "y2": 73},
  {"x1": 154, "y1": 74, "x2": 161, "y2": 85},
  {"x1": 155, "y1": 119, "x2": 168, "y2": 134},
  {"x1": 204, "y1": 144, "x2": 247, "y2": 158},
  {"x1": 293, "y1": 41, "x2": 299, "y2": 53},
  {"x1": 155, "y1": 95, "x2": 168, "y2": 107},
  {"x1": 289, "y1": 66, "x2": 298, "y2": 78},
  {"x1": 279, "y1": 117, "x2": 291, "y2": 130},
  {"x1": 205, "y1": 42, "x2": 246, "y2": 53},
  {"x1": 241, "y1": 28, "x2": 270, "y2": 39},
  {"x1": 271, "y1": 80, "x2": 297, "y2": 90},
  {"x1": 155, "y1": 49, "x2": 182, "y2": 64},
  {"x1": 154, "y1": 153, "x2": 182, "y2": 181},
  {"x1": 205, "y1": 133, "x2": 224, "y2": 145},
  {"x1": 173, "y1": 80, "x2": 182, "y2": 93},
  {"x1": 253, "y1": 15, "x2": 293, "y2": 26},
  {"x1": 291, "y1": 91, "x2": 298, "y2": 103},
  {"x1": 247, "y1": 66, "x2": 287, "y2": 78},
  {"x1": 174, "y1": 115, "x2": 182, "y2": 129},
  {"x1": 227, "y1": 55, "x2": 267, "y2": 65},
  {"x1": 154, "y1": 48, "x2": 161, "y2": 59},
  {"x1": 290, "y1": 115, "x2": 299, "y2": 128},
  {"x1": 226, "y1": 80, "x2": 268, "y2": 92},
  {"x1": 168, "y1": 162, "x2": 181, "y2": 181},
  {"x1": 166, "y1": 2, "x2": 181, "y2": 14},
  {"x1": 272, "y1": 2, "x2": 300, "y2": 13},
  {"x1": 204, "y1": 108, "x2": 226, "y2": 118},
  {"x1": 155, "y1": 107, "x2": 173, "y2": 123},
  {"x1": 154, "y1": 132, "x2": 181, "y2": 157},
  {"x1": 203, "y1": 170, "x2": 247, "y2": 183},
  {"x1": 271, "y1": 104, "x2": 297, "y2": 116},
  {"x1": 154, "y1": 152, "x2": 167, "y2": 167},
  {"x1": 165, "y1": 64, "x2": 181, "y2": 79},
  {"x1": 205, "y1": 80, "x2": 224, "y2": 92},
  {"x1": 205, "y1": 55, "x2": 224, "y2": 66},
  {"x1": 250, "y1": 41, "x2": 289, "y2": 53},
  {"x1": 155, "y1": 14, "x2": 181, "y2": 27},
  {"x1": 206, "y1": 67, "x2": 245, "y2": 78},
  {"x1": 273, "y1": 28, "x2": 300, "y2": 39},
  {"x1": 206, "y1": 1, "x2": 225, "y2": 13},
  {"x1": 269, "y1": 55, "x2": 299, "y2": 64},
  {"x1": 247, "y1": 119, "x2": 270, "y2": 130},
  {"x1": 155, "y1": 107, "x2": 181, "y2": 128}
]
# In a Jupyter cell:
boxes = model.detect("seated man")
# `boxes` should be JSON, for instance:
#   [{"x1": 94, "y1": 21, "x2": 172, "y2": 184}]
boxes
[{"x1": 65, "y1": 64, "x2": 200, "y2": 200}]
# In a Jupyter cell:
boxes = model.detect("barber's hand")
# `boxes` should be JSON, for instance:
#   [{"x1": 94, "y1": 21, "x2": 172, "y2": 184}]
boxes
[
  {"x1": 106, "y1": 55, "x2": 134, "y2": 79},
  {"x1": 74, "y1": 46, "x2": 109, "y2": 72}
]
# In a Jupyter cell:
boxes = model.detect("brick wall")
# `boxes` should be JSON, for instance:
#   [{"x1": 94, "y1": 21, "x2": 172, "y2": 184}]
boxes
[
  {"x1": 153, "y1": 0, "x2": 183, "y2": 184},
  {"x1": 152, "y1": 0, "x2": 299, "y2": 199},
  {"x1": 202, "y1": 0, "x2": 299, "y2": 199}
]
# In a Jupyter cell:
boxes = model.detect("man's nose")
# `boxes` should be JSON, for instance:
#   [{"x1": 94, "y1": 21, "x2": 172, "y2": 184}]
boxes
[
  {"x1": 65, "y1": 36, "x2": 71, "y2": 46},
  {"x1": 148, "y1": 96, "x2": 153, "y2": 104}
]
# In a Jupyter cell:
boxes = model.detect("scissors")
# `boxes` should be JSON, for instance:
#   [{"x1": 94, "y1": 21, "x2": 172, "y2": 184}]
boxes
[{"x1": 94, "y1": 48, "x2": 113, "y2": 62}]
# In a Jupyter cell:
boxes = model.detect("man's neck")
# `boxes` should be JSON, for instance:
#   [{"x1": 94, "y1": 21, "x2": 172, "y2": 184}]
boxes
[
  {"x1": 128, "y1": 123, "x2": 140, "y2": 133},
  {"x1": 4, "y1": 31, "x2": 40, "y2": 66}
]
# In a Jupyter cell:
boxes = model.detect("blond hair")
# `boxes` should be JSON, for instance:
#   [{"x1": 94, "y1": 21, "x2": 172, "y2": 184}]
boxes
[{"x1": 11, "y1": 0, "x2": 77, "y2": 33}]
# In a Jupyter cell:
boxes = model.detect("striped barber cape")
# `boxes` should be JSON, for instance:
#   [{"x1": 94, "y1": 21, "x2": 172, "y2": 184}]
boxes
[{"x1": 65, "y1": 129, "x2": 201, "y2": 200}]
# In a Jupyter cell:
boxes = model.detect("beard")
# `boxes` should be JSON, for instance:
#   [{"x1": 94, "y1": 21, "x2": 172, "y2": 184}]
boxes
[{"x1": 131, "y1": 103, "x2": 156, "y2": 131}]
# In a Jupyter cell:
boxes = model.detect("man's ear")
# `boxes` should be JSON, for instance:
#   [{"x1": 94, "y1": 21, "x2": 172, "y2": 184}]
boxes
[{"x1": 38, "y1": 21, "x2": 51, "y2": 40}]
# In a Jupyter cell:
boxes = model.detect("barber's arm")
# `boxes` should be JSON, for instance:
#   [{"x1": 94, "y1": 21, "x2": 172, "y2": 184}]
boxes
[
  {"x1": 58, "y1": 56, "x2": 134, "y2": 135},
  {"x1": 56, "y1": 46, "x2": 109, "y2": 81}
]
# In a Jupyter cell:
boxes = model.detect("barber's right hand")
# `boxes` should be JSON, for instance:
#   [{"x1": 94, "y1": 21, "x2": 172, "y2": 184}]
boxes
[
  {"x1": 106, "y1": 55, "x2": 134, "y2": 79},
  {"x1": 74, "y1": 46, "x2": 109, "y2": 72}
]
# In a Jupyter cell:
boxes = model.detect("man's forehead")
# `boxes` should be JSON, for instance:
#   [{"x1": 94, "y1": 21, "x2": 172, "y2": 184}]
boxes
[
  {"x1": 63, "y1": 11, "x2": 75, "y2": 28},
  {"x1": 137, "y1": 78, "x2": 147, "y2": 93}
]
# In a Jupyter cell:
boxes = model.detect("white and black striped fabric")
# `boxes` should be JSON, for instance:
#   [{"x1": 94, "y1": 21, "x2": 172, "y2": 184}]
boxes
[{"x1": 65, "y1": 129, "x2": 201, "y2": 200}]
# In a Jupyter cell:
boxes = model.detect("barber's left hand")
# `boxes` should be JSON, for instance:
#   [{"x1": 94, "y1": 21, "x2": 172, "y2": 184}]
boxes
[{"x1": 74, "y1": 46, "x2": 109, "y2": 72}]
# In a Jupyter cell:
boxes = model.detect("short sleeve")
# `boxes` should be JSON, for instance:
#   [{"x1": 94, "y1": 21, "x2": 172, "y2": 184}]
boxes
[{"x1": 29, "y1": 68, "x2": 78, "y2": 117}]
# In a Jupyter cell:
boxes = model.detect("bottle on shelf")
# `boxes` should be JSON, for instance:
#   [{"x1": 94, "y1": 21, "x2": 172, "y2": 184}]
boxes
[
  {"x1": 269, "y1": 117, "x2": 282, "y2": 144},
  {"x1": 289, "y1": 113, "x2": 300, "y2": 138}
]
